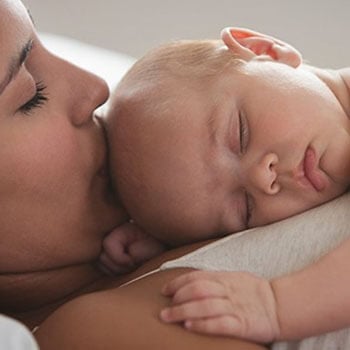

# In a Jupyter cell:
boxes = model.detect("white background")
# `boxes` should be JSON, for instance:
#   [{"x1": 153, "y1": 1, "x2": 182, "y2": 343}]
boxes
[{"x1": 25, "y1": 0, "x2": 349, "y2": 68}]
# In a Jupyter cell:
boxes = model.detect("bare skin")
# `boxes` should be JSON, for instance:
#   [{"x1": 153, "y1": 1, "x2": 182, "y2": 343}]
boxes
[
  {"x1": 35, "y1": 252, "x2": 267, "y2": 350},
  {"x1": 0, "y1": 4, "x2": 264, "y2": 349},
  {"x1": 34, "y1": 31, "x2": 350, "y2": 348},
  {"x1": 0, "y1": 1, "x2": 167, "y2": 331},
  {"x1": 3, "y1": 3, "x2": 349, "y2": 347}
]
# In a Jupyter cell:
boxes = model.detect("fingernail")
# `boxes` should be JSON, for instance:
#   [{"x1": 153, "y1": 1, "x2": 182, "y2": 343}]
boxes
[
  {"x1": 185, "y1": 320, "x2": 192, "y2": 329},
  {"x1": 160, "y1": 309, "x2": 170, "y2": 322}
]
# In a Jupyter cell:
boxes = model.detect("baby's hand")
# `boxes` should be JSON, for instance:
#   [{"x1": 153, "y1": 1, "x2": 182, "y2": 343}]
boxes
[
  {"x1": 99, "y1": 222, "x2": 166, "y2": 275},
  {"x1": 160, "y1": 270, "x2": 280, "y2": 343}
]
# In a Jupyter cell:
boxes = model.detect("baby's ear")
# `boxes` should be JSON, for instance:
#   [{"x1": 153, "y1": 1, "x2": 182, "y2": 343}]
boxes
[{"x1": 221, "y1": 27, "x2": 302, "y2": 68}]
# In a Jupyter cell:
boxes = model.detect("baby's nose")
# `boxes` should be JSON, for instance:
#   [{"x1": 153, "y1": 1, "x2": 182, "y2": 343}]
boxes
[{"x1": 249, "y1": 152, "x2": 280, "y2": 195}]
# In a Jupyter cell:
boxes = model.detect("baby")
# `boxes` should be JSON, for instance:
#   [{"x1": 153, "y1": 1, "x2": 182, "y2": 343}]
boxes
[
  {"x1": 100, "y1": 27, "x2": 350, "y2": 343},
  {"x1": 100, "y1": 26, "x2": 350, "y2": 277}
]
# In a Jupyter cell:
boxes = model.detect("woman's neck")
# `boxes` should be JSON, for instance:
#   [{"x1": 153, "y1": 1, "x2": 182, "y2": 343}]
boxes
[
  {"x1": 3, "y1": 263, "x2": 103, "y2": 329},
  {"x1": 1, "y1": 201, "x2": 130, "y2": 328}
]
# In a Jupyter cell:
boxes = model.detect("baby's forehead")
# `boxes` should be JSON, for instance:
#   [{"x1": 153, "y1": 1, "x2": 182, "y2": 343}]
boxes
[
  {"x1": 114, "y1": 80, "x2": 187, "y2": 120},
  {"x1": 110, "y1": 52, "x2": 240, "y2": 139}
]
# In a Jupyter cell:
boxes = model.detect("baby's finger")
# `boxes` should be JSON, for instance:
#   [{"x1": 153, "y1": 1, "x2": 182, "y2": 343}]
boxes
[
  {"x1": 160, "y1": 298, "x2": 230, "y2": 323},
  {"x1": 99, "y1": 252, "x2": 133, "y2": 275},
  {"x1": 162, "y1": 270, "x2": 212, "y2": 296},
  {"x1": 185, "y1": 315, "x2": 275, "y2": 343},
  {"x1": 102, "y1": 237, "x2": 134, "y2": 266},
  {"x1": 97, "y1": 255, "x2": 115, "y2": 276},
  {"x1": 130, "y1": 237, "x2": 166, "y2": 264},
  {"x1": 171, "y1": 280, "x2": 225, "y2": 305},
  {"x1": 184, "y1": 315, "x2": 243, "y2": 338}
]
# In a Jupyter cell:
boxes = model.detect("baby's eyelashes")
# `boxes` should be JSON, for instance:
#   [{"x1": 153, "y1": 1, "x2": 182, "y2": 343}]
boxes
[{"x1": 245, "y1": 191, "x2": 254, "y2": 228}]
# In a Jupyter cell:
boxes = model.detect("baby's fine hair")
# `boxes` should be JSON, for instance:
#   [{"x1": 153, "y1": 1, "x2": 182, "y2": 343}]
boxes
[
  {"x1": 117, "y1": 39, "x2": 242, "y2": 92},
  {"x1": 113, "y1": 39, "x2": 243, "y2": 122}
]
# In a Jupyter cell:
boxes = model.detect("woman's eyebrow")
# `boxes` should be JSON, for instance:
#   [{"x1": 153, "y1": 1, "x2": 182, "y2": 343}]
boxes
[
  {"x1": 0, "y1": 39, "x2": 34, "y2": 96},
  {"x1": 26, "y1": 8, "x2": 36, "y2": 26}
]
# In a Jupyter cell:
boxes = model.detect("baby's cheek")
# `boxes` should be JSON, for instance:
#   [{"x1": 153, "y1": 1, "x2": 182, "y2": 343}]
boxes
[{"x1": 321, "y1": 131, "x2": 350, "y2": 188}]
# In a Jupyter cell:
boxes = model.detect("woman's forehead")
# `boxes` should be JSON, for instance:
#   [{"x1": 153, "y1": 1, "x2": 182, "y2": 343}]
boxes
[
  {"x1": 0, "y1": 1, "x2": 33, "y2": 72},
  {"x1": 0, "y1": 0, "x2": 31, "y2": 36},
  {"x1": 0, "y1": 0, "x2": 26, "y2": 19}
]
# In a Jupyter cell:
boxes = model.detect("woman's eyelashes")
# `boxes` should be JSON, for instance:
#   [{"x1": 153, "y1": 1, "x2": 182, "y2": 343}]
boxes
[
  {"x1": 239, "y1": 110, "x2": 249, "y2": 153},
  {"x1": 18, "y1": 81, "x2": 48, "y2": 115}
]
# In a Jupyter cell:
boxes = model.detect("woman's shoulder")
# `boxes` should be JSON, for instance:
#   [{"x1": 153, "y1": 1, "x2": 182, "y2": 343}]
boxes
[{"x1": 35, "y1": 267, "x2": 267, "y2": 350}]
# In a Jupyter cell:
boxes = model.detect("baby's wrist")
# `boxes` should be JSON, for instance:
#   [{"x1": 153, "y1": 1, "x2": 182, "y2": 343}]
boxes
[
  {"x1": 270, "y1": 275, "x2": 306, "y2": 341},
  {"x1": 269, "y1": 279, "x2": 283, "y2": 341}
]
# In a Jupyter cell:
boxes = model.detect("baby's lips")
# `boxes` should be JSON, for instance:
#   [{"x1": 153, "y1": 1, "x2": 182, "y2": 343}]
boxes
[{"x1": 304, "y1": 147, "x2": 327, "y2": 192}]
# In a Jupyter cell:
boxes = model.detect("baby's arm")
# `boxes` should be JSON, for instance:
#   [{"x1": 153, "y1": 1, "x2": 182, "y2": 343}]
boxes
[
  {"x1": 160, "y1": 270, "x2": 280, "y2": 343},
  {"x1": 273, "y1": 236, "x2": 350, "y2": 339},
  {"x1": 99, "y1": 222, "x2": 167, "y2": 275},
  {"x1": 160, "y1": 237, "x2": 350, "y2": 342}
]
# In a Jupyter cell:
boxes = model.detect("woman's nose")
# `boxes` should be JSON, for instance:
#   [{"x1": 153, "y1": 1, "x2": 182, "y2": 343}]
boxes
[
  {"x1": 249, "y1": 152, "x2": 280, "y2": 195},
  {"x1": 68, "y1": 68, "x2": 110, "y2": 127}
]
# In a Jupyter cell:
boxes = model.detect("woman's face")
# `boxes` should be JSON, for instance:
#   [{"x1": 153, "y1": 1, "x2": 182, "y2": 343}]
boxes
[{"x1": 0, "y1": 0, "x2": 124, "y2": 274}]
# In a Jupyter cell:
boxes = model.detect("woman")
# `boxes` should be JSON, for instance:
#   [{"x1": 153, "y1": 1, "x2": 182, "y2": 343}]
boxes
[
  {"x1": 0, "y1": 1, "x2": 264, "y2": 349},
  {"x1": 0, "y1": 0, "x2": 125, "y2": 317}
]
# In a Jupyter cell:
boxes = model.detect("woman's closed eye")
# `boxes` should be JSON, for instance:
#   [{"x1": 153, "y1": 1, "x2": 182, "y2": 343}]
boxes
[{"x1": 18, "y1": 81, "x2": 48, "y2": 115}]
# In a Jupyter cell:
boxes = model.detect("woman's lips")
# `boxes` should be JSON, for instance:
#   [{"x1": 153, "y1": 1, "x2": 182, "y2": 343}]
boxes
[{"x1": 303, "y1": 147, "x2": 327, "y2": 192}]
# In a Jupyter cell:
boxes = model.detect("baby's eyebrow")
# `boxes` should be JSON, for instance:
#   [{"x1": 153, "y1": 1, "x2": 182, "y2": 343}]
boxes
[
  {"x1": 206, "y1": 104, "x2": 225, "y2": 147},
  {"x1": 207, "y1": 110, "x2": 219, "y2": 139},
  {"x1": 0, "y1": 39, "x2": 34, "y2": 96}
]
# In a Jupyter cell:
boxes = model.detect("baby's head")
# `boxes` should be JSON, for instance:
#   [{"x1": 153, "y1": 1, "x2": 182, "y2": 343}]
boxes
[{"x1": 105, "y1": 28, "x2": 350, "y2": 245}]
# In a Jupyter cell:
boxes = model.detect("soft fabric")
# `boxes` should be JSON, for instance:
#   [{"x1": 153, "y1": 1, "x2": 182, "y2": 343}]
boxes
[
  {"x1": 0, "y1": 315, "x2": 38, "y2": 350},
  {"x1": 161, "y1": 192, "x2": 350, "y2": 349},
  {"x1": 273, "y1": 328, "x2": 350, "y2": 350}
]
